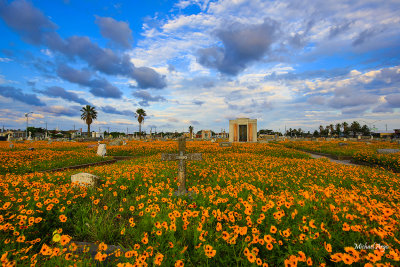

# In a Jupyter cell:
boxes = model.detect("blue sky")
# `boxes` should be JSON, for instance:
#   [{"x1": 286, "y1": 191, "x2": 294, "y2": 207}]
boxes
[{"x1": 0, "y1": 0, "x2": 399, "y2": 133}]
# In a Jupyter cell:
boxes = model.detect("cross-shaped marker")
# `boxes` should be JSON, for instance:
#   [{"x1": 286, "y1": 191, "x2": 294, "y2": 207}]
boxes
[{"x1": 161, "y1": 137, "x2": 202, "y2": 195}]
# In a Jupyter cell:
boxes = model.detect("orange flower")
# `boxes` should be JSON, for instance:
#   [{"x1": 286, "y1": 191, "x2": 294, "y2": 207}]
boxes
[
  {"x1": 297, "y1": 251, "x2": 306, "y2": 262},
  {"x1": 40, "y1": 244, "x2": 52, "y2": 256},
  {"x1": 216, "y1": 222, "x2": 222, "y2": 231},
  {"x1": 341, "y1": 253, "x2": 354, "y2": 265},
  {"x1": 16, "y1": 235, "x2": 25, "y2": 243},
  {"x1": 270, "y1": 225, "x2": 277, "y2": 234},
  {"x1": 247, "y1": 253, "x2": 256, "y2": 263},
  {"x1": 59, "y1": 214, "x2": 67, "y2": 223},
  {"x1": 324, "y1": 242, "x2": 332, "y2": 253},
  {"x1": 239, "y1": 226, "x2": 248, "y2": 235},
  {"x1": 94, "y1": 252, "x2": 107, "y2": 261},
  {"x1": 60, "y1": 235, "x2": 71, "y2": 246},
  {"x1": 154, "y1": 253, "x2": 164, "y2": 266},
  {"x1": 98, "y1": 242, "x2": 108, "y2": 251},
  {"x1": 330, "y1": 253, "x2": 342, "y2": 263},
  {"x1": 65, "y1": 253, "x2": 73, "y2": 260},
  {"x1": 175, "y1": 260, "x2": 184, "y2": 267}
]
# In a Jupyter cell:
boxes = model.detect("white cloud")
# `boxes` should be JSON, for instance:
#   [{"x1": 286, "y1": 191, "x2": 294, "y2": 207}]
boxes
[{"x1": 0, "y1": 58, "x2": 12, "y2": 62}]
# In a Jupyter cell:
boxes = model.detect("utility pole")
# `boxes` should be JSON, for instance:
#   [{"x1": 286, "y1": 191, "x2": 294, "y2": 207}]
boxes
[
  {"x1": 386, "y1": 124, "x2": 388, "y2": 131},
  {"x1": 25, "y1": 112, "x2": 33, "y2": 138}
]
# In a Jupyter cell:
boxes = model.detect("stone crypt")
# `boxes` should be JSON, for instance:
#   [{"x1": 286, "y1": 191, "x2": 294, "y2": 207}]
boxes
[{"x1": 229, "y1": 118, "x2": 257, "y2": 142}]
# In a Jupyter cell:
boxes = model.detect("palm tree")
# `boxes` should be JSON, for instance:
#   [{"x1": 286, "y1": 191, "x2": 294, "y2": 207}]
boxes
[
  {"x1": 80, "y1": 105, "x2": 97, "y2": 136},
  {"x1": 342, "y1": 122, "x2": 349, "y2": 137},
  {"x1": 135, "y1": 108, "x2": 147, "y2": 139},
  {"x1": 335, "y1": 123, "x2": 341, "y2": 136},
  {"x1": 189, "y1": 125, "x2": 194, "y2": 139}
]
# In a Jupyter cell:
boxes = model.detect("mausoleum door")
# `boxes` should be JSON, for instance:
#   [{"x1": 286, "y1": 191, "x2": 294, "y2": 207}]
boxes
[{"x1": 239, "y1": 125, "x2": 247, "y2": 142}]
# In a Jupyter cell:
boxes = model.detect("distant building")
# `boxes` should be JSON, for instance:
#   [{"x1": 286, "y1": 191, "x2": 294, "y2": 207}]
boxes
[
  {"x1": 215, "y1": 131, "x2": 228, "y2": 139},
  {"x1": 374, "y1": 130, "x2": 395, "y2": 138},
  {"x1": 92, "y1": 132, "x2": 104, "y2": 139},
  {"x1": 229, "y1": 118, "x2": 257, "y2": 142},
  {"x1": 3, "y1": 130, "x2": 27, "y2": 139},
  {"x1": 201, "y1": 130, "x2": 212, "y2": 139}
]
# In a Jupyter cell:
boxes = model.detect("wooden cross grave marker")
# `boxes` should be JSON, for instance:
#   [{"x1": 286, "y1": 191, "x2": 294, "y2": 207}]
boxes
[{"x1": 161, "y1": 137, "x2": 202, "y2": 196}]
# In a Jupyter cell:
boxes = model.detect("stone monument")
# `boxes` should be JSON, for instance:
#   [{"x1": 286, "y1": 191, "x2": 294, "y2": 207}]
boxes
[
  {"x1": 97, "y1": 144, "x2": 107, "y2": 156},
  {"x1": 229, "y1": 118, "x2": 257, "y2": 142}
]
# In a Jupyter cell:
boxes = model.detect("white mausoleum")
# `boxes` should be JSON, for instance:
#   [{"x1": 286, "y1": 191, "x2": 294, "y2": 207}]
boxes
[{"x1": 229, "y1": 118, "x2": 257, "y2": 142}]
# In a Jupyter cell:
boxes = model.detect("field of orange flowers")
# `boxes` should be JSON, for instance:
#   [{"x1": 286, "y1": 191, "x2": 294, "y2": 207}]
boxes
[
  {"x1": 283, "y1": 140, "x2": 400, "y2": 172},
  {"x1": 1, "y1": 141, "x2": 400, "y2": 266},
  {"x1": 0, "y1": 141, "x2": 110, "y2": 174}
]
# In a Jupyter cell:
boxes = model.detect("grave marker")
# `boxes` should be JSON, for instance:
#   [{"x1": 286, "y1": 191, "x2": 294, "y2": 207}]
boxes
[
  {"x1": 71, "y1": 173, "x2": 99, "y2": 187},
  {"x1": 97, "y1": 144, "x2": 107, "y2": 157},
  {"x1": 377, "y1": 149, "x2": 399, "y2": 154},
  {"x1": 161, "y1": 137, "x2": 202, "y2": 195},
  {"x1": 219, "y1": 142, "x2": 232, "y2": 147}
]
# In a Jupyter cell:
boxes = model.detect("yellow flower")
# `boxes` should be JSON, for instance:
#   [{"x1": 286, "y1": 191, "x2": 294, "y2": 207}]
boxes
[{"x1": 52, "y1": 234, "x2": 61, "y2": 243}]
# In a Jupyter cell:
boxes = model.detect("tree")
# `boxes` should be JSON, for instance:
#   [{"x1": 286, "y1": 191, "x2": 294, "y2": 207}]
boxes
[
  {"x1": 335, "y1": 123, "x2": 341, "y2": 136},
  {"x1": 80, "y1": 105, "x2": 97, "y2": 136},
  {"x1": 189, "y1": 126, "x2": 194, "y2": 139},
  {"x1": 313, "y1": 130, "x2": 319, "y2": 137},
  {"x1": 135, "y1": 108, "x2": 147, "y2": 139},
  {"x1": 350, "y1": 121, "x2": 361, "y2": 137},
  {"x1": 342, "y1": 122, "x2": 349, "y2": 136},
  {"x1": 361, "y1": 125, "x2": 370, "y2": 136}
]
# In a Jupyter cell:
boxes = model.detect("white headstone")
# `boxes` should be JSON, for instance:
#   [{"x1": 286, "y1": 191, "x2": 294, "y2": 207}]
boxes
[
  {"x1": 71, "y1": 173, "x2": 99, "y2": 187},
  {"x1": 7, "y1": 135, "x2": 11, "y2": 142},
  {"x1": 27, "y1": 131, "x2": 32, "y2": 141},
  {"x1": 97, "y1": 144, "x2": 106, "y2": 156}
]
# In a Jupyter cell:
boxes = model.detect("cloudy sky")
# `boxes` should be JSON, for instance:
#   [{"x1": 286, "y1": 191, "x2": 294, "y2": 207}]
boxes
[{"x1": 0, "y1": 0, "x2": 399, "y2": 133}]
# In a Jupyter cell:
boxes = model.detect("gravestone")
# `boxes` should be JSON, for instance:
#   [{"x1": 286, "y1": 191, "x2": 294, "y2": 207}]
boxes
[
  {"x1": 71, "y1": 173, "x2": 99, "y2": 187},
  {"x1": 7, "y1": 135, "x2": 11, "y2": 142},
  {"x1": 220, "y1": 142, "x2": 232, "y2": 147},
  {"x1": 211, "y1": 138, "x2": 216, "y2": 143},
  {"x1": 377, "y1": 149, "x2": 399, "y2": 154},
  {"x1": 109, "y1": 140, "x2": 121, "y2": 146},
  {"x1": 122, "y1": 140, "x2": 127, "y2": 146},
  {"x1": 27, "y1": 131, "x2": 32, "y2": 141},
  {"x1": 97, "y1": 144, "x2": 106, "y2": 157},
  {"x1": 9, "y1": 143, "x2": 14, "y2": 149},
  {"x1": 161, "y1": 137, "x2": 202, "y2": 195}
]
